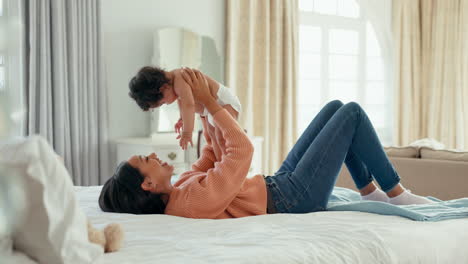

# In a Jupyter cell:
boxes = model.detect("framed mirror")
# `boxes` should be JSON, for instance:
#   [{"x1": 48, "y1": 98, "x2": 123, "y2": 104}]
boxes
[{"x1": 150, "y1": 27, "x2": 222, "y2": 134}]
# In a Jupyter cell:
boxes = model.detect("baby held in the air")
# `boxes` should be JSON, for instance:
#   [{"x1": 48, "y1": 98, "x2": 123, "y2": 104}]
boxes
[{"x1": 128, "y1": 66, "x2": 241, "y2": 150}]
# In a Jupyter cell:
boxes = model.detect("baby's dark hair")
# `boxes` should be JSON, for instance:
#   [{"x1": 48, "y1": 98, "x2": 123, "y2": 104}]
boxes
[{"x1": 128, "y1": 66, "x2": 171, "y2": 111}]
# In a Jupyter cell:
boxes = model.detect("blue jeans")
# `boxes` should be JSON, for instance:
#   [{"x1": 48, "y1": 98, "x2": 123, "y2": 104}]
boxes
[{"x1": 264, "y1": 100, "x2": 400, "y2": 213}]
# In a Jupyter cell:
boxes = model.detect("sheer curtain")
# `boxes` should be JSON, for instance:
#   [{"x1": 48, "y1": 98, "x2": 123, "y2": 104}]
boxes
[
  {"x1": 0, "y1": 0, "x2": 26, "y2": 138},
  {"x1": 26, "y1": 0, "x2": 110, "y2": 185},
  {"x1": 393, "y1": 0, "x2": 468, "y2": 150},
  {"x1": 225, "y1": 0, "x2": 299, "y2": 175},
  {"x1": 357, "y1": 0, "x2": 394, "y2": 144}
]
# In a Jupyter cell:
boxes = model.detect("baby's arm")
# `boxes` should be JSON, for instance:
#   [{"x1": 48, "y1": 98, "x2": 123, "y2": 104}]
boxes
[{"x1": 174, "y1": 74, "x2": 196, "y2": 148}]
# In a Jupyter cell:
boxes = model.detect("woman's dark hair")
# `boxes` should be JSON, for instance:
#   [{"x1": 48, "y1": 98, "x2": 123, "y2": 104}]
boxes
[
  {"x1": 98, "y1": 162, "x2": 166, "y2": 214},
  {"x1": 128, "y1": 66, "x2": 171, "y2": 111}
]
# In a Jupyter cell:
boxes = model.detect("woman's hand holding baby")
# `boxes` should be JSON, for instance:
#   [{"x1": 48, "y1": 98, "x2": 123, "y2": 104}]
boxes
[
  {"x1": 181, "y1": 68, "x2": 214, "y2": 105},
  {"x1": 181, "y1": 68, "x2": 222, "y2": 116}
]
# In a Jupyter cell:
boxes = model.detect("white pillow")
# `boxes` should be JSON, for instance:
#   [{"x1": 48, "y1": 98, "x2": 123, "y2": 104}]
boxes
[
  {"x1": 408, "y1": 137, "x2": 446, "y2": 150},
  {"x1": 0, "y1": 136, "x2": 102, "y2": 263}
]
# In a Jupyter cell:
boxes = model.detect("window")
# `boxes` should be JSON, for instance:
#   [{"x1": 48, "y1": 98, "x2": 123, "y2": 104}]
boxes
[{"x1": 298, "y1": 0, "x2": 392, "y2": 145}]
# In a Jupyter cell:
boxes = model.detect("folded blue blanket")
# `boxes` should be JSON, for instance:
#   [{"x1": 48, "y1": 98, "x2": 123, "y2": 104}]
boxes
[{"x1": 326, "y1": 187, "x2": 468, "y2": 221}]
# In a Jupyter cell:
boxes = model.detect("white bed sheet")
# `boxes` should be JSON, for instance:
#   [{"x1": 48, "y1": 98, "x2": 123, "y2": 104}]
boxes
[{"x1": 76, "y1": 186, "x2": 468, "y2": 264}]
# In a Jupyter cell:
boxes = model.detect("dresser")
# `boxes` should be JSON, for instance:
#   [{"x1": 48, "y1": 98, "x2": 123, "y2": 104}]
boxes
[{"x1": 115, "y1": 133, "x2": 263, "y2": 183}]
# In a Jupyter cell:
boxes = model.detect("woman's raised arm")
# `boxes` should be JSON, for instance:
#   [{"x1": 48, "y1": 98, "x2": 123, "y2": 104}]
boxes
[{"x1": 181, "y1": 68, "x2": 254, "y2": 218}]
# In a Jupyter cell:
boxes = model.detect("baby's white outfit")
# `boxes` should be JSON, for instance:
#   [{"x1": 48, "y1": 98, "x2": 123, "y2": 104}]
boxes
[{"x1": 201, "y1": 83, "x2": 242, "y2": 126}]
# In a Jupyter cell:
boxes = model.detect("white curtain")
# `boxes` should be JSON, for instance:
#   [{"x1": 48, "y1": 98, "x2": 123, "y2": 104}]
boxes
[
  {"x1": 26, "y1": 0, "x2": 110, "y2": 185},
  {"x1": 357, "y1": 0, "x2": 394, "y2": 137},
  {"x1": 225, "y1": 0, "x2": 299, "y2": 175},
  {"x1": 393, "y1": 0, "x2": 468, "y2": 150},
  {"x1": 0, "y1": 0, "x2": 27, "y2": 138}
]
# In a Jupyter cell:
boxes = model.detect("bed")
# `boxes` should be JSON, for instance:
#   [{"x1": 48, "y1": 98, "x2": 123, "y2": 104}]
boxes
[
  {"x1": 4, "y1": 136, "x2": 467, "y2": 263},
  {"x1": 77, "y1": 184, "x2": 468, "y2": 264}
]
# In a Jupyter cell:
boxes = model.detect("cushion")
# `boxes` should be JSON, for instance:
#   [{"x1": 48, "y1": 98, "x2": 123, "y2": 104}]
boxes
[
  {"x1": 420, "y1": 147, "x2": 468, "y2": 162},
  {"x1": 0, "y1": 136, "x2": 102, "y2": 263},
  {"x1": 408, "y1": 137, "x2": 446, "y2": 150},
  {"x1": 383, "y1": 146, "x2": 419, "y2": 158}
]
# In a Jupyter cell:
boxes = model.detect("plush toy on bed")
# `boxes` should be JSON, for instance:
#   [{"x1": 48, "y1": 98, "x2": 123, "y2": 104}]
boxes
[{"x1": 87, "y1": 220, "x2": 124, "y2": 253}]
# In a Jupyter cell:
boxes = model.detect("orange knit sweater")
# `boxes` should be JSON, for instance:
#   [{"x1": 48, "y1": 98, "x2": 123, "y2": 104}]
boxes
[{"x1": 164, "y1": 109, "x2": 267, "y2": 219}]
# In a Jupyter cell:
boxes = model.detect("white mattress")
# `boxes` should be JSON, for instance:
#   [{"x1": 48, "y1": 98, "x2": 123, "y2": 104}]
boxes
[{"x1": 76, "y1": 186, "x2": 468, "y2": 264}]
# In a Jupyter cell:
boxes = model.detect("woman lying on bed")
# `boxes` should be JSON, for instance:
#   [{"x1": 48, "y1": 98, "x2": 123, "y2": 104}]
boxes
[{"x1": 99, "y1": 68, "x2": 433, "y2": 218}]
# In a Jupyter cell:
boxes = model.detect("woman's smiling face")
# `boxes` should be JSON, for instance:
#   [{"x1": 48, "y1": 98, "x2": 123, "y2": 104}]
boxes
[{"x1": 127, "y1": 152, "x2": 174, "y2": 193}]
